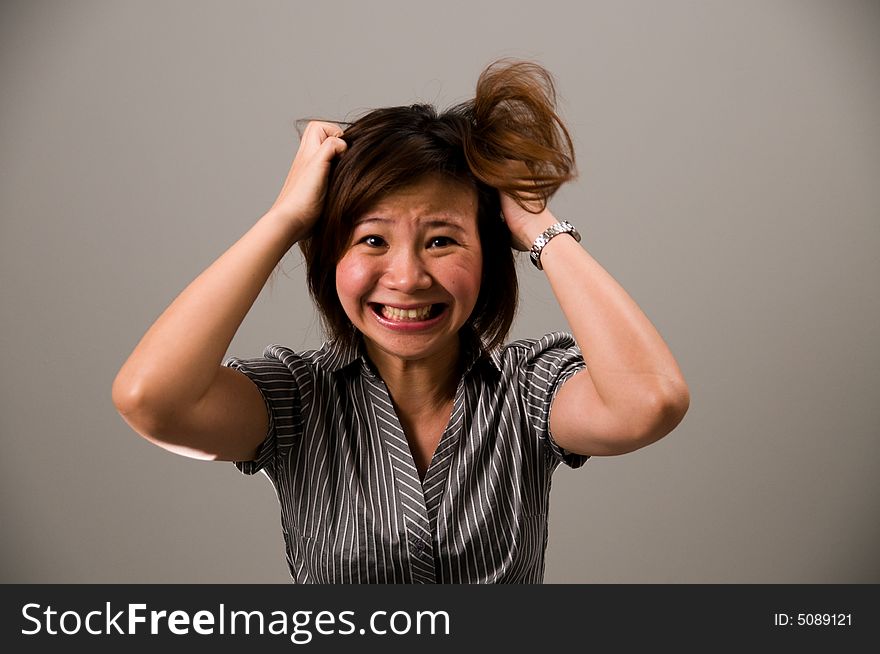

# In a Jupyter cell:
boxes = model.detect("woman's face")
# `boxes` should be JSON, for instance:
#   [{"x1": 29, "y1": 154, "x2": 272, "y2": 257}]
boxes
[{"x1": 336, "y1": 174, "x2": 483, "y2": 365}]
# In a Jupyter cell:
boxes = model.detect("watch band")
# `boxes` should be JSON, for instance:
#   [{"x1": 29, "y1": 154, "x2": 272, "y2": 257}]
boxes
[{"x1": 529, "y1": 220, "x2": 581, "y2": 270}]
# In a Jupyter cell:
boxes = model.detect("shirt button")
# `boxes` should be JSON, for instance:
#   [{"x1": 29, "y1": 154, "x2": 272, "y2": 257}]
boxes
[{"x1": 409, "y1": 536, "x2": 426, "y2": 553}]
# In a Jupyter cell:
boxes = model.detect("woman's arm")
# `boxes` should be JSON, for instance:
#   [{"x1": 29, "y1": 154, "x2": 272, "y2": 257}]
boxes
[
  {"x1": 112, "y1": 122, "x2": 346, "y2": 460},
  {"x1": 502, "y1": 197, "x2": 690, "y2": 456}
]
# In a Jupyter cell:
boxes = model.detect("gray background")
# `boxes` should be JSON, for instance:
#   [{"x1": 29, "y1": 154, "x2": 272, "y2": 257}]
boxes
[{"x1": 2, "y1": 0, "x2": 878, "y2": 583}]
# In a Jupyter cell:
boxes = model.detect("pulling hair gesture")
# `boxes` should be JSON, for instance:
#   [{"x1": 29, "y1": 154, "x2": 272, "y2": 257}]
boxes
[
  {"x1": 112, "y1": 59, "x2": 690, "y2": 584},
  {"x1": 464, "y1": 59, "x2": 576, "y2": 213},
  {"x1": 112, "y1": 120, "x2": 346, "y2": 461},
  {"x1": 269, "y1": 121, "x2": 347, "y2": 242}
]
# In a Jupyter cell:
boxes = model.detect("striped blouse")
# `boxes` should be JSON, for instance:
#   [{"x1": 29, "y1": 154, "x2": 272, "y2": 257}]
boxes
[{"x1": 223, "y1": 330, "x2": 589, "y2": 583}]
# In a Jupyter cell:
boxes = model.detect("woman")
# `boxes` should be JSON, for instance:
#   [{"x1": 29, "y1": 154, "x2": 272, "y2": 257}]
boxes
[{"x1": 112, "y1": 60, "x2": 690, "y2": 583}]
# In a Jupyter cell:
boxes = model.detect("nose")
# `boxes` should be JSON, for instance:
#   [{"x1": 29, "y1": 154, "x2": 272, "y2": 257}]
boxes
[{"x1": 383, "y1": 246, "x2": 432, "y2": 293}]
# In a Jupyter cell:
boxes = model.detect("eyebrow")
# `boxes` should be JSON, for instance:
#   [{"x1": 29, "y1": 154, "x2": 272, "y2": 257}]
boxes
[{"x1": 354, "y1": 216, "x2": 466, "y2": 231}]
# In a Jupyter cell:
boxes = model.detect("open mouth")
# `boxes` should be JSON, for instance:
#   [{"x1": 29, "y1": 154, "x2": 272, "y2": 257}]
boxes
[{"x1": 369, "y1": 303, "x2": 446, "y2": 323}]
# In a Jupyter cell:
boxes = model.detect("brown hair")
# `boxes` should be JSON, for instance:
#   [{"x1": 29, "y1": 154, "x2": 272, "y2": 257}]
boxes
[{"x1": 300, "y1": 59, "x2": 576, "y2": 350}]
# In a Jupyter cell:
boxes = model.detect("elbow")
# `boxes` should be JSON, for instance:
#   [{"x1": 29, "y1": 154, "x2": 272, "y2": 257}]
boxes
[
  {"x1": 111, "y1": 372, "x2": 139, "y2": 416},
  {"x1": 667, "y1": 378, "x2": 691, "y2": 425},
  {"x1": 564, "y1": 381, "x2": 691, "y2": 457},
  {"x1": 607, "y1": 381, "x2": 690, "y2": 455},
  {"x1": 112, "y1": 372, "x2": 158, "y2": 422},
  {"x1": 112, "y1": 373, "x2": 173, "y2": 442},
  {"x1": 112, "y1": 375, "x2": 220, "y2": 461},
  {"x1": 640, "y1": 379, "x2": 691, "y2": 446},
  {"x1": 112, "y1": 370, "x2": 143, "y2": 420}
]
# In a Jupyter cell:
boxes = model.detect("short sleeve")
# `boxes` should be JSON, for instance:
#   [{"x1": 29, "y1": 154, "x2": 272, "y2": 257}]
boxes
[
  {"x1": 511, "y1": 332, "x2": 590, "y2": 469},
  {"x1": 222, "y1": 345, "x2": 301, "y2": 477}
]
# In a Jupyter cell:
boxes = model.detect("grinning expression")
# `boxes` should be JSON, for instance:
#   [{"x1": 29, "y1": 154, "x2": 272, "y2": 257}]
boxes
[{"x1": 335, "y1": 174, "x2": 483, "y2": 365}]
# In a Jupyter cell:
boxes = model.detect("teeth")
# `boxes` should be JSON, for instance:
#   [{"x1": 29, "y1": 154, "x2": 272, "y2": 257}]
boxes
[{"x1": 381, "y1": 305, "x2": 433, "y2": 321}]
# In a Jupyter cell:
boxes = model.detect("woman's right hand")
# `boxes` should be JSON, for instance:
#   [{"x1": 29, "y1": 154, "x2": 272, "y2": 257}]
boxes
[{"x1": 268, "y1": 121, "x2": 347, "y2": 240}]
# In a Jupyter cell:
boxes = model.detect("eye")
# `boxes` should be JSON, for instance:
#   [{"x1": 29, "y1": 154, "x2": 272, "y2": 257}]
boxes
[
  {"x1": 427, "y1": 236, "x2": 456, "y2": 249},
  {"x1": 360, "y1": 235, "x2": 386, "y2": 248}
]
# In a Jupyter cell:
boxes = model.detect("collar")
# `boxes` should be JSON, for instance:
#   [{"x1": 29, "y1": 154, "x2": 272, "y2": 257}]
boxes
[{"x1": 314, "y1": 328, "x2": 503, "y2": 379}]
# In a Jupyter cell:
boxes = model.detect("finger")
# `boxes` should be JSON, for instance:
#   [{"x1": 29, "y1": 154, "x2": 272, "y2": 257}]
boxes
[
  {"x1": 302, "y1": 121, "x2": 344, "y2": 149},
  {"x1": 318, "y1": 122, "x2": 345, "y2": 140},
  {"x1": 315, "y1": 135, "x2": 347, "y2": 162}
]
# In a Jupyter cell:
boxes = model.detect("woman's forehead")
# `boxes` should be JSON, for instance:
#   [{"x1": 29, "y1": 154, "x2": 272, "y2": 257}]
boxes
[{"x1": 359, "y1": 175, "x2": 478, "y2": 222}]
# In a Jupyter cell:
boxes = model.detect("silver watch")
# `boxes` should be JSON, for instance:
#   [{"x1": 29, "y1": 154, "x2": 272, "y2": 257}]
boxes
[{"x1": 529, "y1": 221, "x2": 581, "y2": 270}]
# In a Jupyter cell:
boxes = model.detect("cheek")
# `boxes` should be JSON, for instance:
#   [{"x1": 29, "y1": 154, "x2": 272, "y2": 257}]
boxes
[
  {"x1": 447, "y1": 254, "x2": 483, "y2": 306},
  {"x1": 336, "y1": 257, "x2": 363, "y2": 304},
  {"x1": 335, "y1": 255, "x2": 372, "y2": 309}
]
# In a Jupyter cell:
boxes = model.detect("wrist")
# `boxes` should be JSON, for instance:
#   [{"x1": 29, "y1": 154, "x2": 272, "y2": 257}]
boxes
[
  {"x1": 521, "y1": 213, "x2": 559, "y2": 244},
  {"x1": 528, "y1": 220, "x2": 582, "y2": 270},
  {"x1": 260, "y1": 209, "x2": 309, "y2": 252},
  {"x1": 509, "y1": 209, "x2": 558, "y2": 251}
]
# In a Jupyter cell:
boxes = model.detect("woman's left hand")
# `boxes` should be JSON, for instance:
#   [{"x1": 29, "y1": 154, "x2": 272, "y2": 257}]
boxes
[{"x1": 499, "y1": 191, "x2": 558, "y2": 252}]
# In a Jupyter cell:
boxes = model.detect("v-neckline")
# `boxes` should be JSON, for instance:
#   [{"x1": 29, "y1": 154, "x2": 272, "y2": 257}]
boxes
[
  {"x1": 398, "y1": 397, "x2": 455, "y2": 482},
  {"x1": 367, "y1": 372, "x2": 466, "y2": 521}
]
